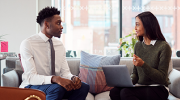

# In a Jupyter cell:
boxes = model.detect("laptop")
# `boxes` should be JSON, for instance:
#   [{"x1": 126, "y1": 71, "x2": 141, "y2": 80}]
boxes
[{"x1": 102, "y1": 65, "x2": 134, "y2": 87}]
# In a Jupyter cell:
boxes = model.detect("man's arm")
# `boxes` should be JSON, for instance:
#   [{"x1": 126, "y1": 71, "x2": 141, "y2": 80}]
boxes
[
  {"x1": 58, "y1": 46, "x2": 82, "y2": 89},
  {"x1": 20, "y1": 39, "x2": 52, "y2": 85},
  {"x1": 59, "y1": 46, "x2": 74, "y2": 80},
  {"x1": 51, "y1": 76, "x2": 75, "y2": 91}
]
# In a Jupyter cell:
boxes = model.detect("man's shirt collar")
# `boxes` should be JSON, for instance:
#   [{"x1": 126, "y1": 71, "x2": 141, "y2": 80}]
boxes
[{"x1": 38, "y1": 31, "x2": 49, "y2": 42}]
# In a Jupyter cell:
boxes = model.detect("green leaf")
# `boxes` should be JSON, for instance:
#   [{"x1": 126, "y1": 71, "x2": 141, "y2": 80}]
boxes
[
  {"x1": 118, "y1": 31, "x2": 138, "y2": 57},
  {"x1": 125, "y1": 54, "x2": 130, "y2": 57},
  {"x1": 122, "y1": 34, "x2": 132, "y2": 39},
  {"x1": 119, "y1": 42, "x2": 126, "y2": 50},
  {"x1": 125, "y1": 50, "x2": 128, "y2": 54},
  {"x1": 0, "y1": 34, "x2": 7, "y2": 41},
  {"x1": 131, "y1": 53, "x2": 134, "y2": 57},
  {"x1": 0, "y1": 34, "x2": 7, "y2": 38},
  {"x1": 126, "y1": 45, "x2": 130, "y2": 49}
]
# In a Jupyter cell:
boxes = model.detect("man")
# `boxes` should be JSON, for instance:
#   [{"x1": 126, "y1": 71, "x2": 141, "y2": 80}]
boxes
[{"x1": 19, "y1": 7, "x2": 89, "y2": 100}]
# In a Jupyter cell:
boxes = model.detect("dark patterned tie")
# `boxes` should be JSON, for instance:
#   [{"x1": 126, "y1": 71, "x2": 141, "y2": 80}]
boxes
[{"x1": 48, "y1": 38, "x2": 55, "y2": 75}]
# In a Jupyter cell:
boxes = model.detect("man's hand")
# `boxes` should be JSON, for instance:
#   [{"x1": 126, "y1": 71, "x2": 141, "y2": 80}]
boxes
[
  {"x1": 133, "y1": 54, "x2": 144, "y2": 67},
  {"x1": 71, "y1": 76, "x2": 82, "y2": 90},
  {"x1": 51, "y1": 76, "x2": 75, "y2": 91}
]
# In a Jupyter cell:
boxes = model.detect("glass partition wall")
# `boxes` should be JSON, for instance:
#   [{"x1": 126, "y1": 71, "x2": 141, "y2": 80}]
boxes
[
  {"x1": 52, "y1": 0, "x2": 120, "y2": 57},
  {"x1": 52, "y1": 0, "x2": 180, "y2": 57},
  {"x1": 122, "y1": 0, "x2": 178, "y2": 57}
]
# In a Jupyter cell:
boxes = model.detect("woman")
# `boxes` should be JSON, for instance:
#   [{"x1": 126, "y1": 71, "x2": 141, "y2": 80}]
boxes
[{"x1": 109, "y1": 11, "x2": 171, "y2": 100}]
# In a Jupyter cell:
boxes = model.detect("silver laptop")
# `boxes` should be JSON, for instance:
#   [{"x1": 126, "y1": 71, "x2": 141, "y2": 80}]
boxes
[{"x1": 102, "y1": 65, "x2": 134, "y2": 87}]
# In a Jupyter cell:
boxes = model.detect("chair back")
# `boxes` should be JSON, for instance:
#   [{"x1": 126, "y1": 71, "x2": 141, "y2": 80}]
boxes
[{"x1": 0, "y1": 87, "x2": 46, "y2": 100}]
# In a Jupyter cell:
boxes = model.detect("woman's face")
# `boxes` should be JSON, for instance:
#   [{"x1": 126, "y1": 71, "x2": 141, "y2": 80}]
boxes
[{"x1": 135, "y1": 17, "x2": 145, "y2": 37}]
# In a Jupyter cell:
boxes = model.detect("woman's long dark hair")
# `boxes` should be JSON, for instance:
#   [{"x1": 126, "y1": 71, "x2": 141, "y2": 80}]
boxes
[{"x1": 136, "y1": 11, "x2": 166, "y2": 41}]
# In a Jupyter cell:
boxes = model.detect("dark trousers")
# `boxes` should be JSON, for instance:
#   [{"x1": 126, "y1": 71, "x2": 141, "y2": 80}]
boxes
[
  {"x1": 25, "y1": 82, "x2": 89, "y2": 100},
  {"x1": 109, "y1": 86, "x2": 168, "y2": 100}
]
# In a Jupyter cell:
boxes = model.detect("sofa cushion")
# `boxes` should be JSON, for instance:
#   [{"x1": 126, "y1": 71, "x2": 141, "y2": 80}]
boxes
[
  {"x1": 168, "y1": 92, "x2": 180, "y2": 100},
  {"x1": 62, "y1": 92, "x2": 94, "y2": 100},
  {"x1": 15, "y1": 60, "x2": 23, "y2": 71},
  {"x1": 79, "y1": 51, "x2": 121, "y2": 94},
  {"x1": 168, "y1": 60, "x2": 173, "y2": 74},
  {"x1": 66, "y1": 58, "x2": 80, "y2": 75},
  {"x1": 94, "y1": 91, "x2": 110, "y2": 100},
  {"x1": 172, "y1": 57, "x2": 180, "y2": 71},
  {"x1": 2, "y1": 70, "x2": 20, "y2": 87},
  {"x1": 86, "y1": 92, "x2": 95, "y2": 100},
  {"x1": 119, "y1": 58, "x2": 134, "y2": 75},
  {"x1": 168, "y1": 69, "x2": 180, "y2": 99}
]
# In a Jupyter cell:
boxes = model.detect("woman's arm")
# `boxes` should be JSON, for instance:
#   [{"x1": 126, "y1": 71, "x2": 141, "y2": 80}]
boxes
[
  {"x1": 130, "y1": 43, "x2": 139, "y2": 85},
  {"x1": 140, "y1": 43, "x2": 172, "y2": 84},
  {"x1": 131, "y1": 66, "x2": 139, "y2": 85}
]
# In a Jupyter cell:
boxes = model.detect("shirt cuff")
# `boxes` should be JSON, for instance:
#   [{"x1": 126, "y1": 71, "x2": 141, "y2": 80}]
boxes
[
  {"x1": 43, "y1": 76, "x2": 53, "y2": 84},
  {"x1": 68, "y1": 74, "x2": 74, "y2": 80}
]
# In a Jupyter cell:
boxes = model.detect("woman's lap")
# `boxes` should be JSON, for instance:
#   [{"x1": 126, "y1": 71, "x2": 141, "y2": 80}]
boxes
[{"x1": 110, "y1": 86, "x2": 168, "y2": 100}]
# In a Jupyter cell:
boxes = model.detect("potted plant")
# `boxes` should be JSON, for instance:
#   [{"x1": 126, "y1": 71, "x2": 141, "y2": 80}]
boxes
[
  {"x1": 118, "y1": 29, "x2": 138, "y2": 57},
  {"x1": 0, "y1": 34, "x2": 6, "y2": 41}
]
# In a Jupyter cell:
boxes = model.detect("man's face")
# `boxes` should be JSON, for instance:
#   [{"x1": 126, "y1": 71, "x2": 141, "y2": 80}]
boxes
[{"x1": 47, "y1": 15, "x2": 63, "y2": 38}]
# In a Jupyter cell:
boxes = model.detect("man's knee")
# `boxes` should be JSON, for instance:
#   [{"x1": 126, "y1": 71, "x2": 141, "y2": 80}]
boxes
[
  {"x1": 80, "y1": 82, "x2": 90, "y2": 93},
  {"x1": 47, "y1": 84, "x2": 66, "y2": 94},
  {"x1": 45, "y1": 84, "x2": 66, "y2": 100}
]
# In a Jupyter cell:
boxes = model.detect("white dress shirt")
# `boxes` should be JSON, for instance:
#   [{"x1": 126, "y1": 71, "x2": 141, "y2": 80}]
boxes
[
  {"x1": 142, "y1": 39, "x2": 157, "y2": 45},
  {"x1": 19, "y1": 31, "x2": 73, "y2": 88}
]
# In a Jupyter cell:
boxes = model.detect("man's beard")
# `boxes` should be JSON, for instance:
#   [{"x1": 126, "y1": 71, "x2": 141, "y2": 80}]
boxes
[
  {"x1": 54, "y1": 34, "x2": 61, "y2": 38},
  {"x1": 53, "y1": 32, "x2": 61, "y2": 38}
]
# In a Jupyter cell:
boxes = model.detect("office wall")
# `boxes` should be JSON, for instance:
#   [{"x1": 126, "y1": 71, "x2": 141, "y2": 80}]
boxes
[
  {"x1": 37, "y1": 0, "x2": 52, "y2": 32},
  {"x1": 0, "y1": 0, "x2": 36, "y2": 53},
  {"x1": 0, "y1": 0, "x2": 51, "y2": 85},
  {"x1": 0, "y1": 0, "x2": 52, "y2": 54}
]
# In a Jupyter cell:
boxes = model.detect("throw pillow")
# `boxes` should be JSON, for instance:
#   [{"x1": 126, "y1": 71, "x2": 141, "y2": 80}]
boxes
[{"x1": 79, "y1": 51, "x2": 121, "y2": 94}]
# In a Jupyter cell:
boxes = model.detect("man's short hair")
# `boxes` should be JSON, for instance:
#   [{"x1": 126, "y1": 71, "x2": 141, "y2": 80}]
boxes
[{"x1": 36, "y1": 7, "x2": 60, "y2": 26}]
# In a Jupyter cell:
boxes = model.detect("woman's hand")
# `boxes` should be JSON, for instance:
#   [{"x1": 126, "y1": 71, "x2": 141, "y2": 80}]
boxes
[{"x1": 133, "y1": 54, "x2": 144, "y2": 67}]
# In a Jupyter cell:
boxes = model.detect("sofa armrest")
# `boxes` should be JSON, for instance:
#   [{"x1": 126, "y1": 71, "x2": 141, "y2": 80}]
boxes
[
  {"x1": 15, "y1": 60, "x2": 23, "y2": 71},
  {"x1": 168, "y1": 69, "x2": 180, "y2": 98},
  {"x1": 2, "y1": 70, "x2": 20, "y2": 87}
]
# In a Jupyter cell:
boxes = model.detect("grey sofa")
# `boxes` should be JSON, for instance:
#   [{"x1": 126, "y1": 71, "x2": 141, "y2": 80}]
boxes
[{"x1": 2, "y1": 57, "x2": 180, "y2": 100}]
